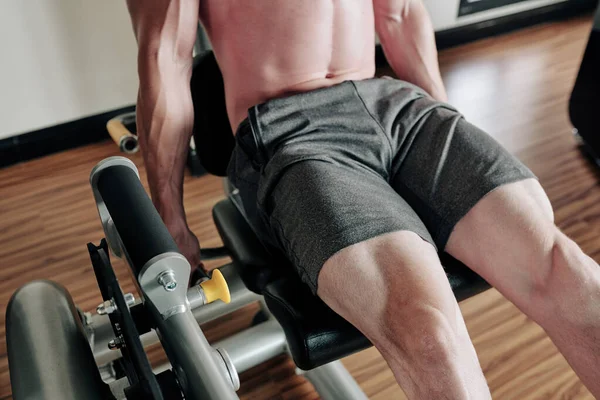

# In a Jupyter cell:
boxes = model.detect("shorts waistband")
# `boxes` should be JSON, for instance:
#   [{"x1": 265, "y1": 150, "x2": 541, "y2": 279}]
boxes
[
  {"x1": 242, "y1": 80, "x2": 361, "y2": 161},
  {"x1": 235, "y1": 77, "x2": 424, "y2": 166}
]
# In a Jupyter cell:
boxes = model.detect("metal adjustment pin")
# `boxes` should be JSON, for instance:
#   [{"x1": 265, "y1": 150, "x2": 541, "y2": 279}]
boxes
[
  {"x1": 123, "y1": 293, "x2": 135, "y2": 307},
  {"x1": 108, "y1": 335, "x2": 125, "y2": 350},
  {"x1": 157, "y1": 270, "x2": 177, "y2": 292},
  {"x1": 96, "y1": 299, "x2": 116, "y2": 315}
]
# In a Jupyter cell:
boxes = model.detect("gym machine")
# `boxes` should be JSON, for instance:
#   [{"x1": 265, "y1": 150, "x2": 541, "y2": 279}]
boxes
[
  {"x1": 5, "y1": 49, "x2": 492, "y2": 400},
  {"x1": 570, "y1": 0, "x2": 600, "y2": 165}
]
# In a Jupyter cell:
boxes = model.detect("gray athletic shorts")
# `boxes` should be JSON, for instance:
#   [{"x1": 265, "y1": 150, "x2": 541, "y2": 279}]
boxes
[{"x1": 227, "y1": 77, "x2": 535, "y2": 294}]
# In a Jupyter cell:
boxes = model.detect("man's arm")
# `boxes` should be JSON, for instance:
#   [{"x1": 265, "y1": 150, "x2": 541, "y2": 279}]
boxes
[
  {"x1": 126, "y1": 0, "x2": 203, "y2": 268},
  {"x1": 373, "y1": 0, "x2": 448, "y2": 102}
]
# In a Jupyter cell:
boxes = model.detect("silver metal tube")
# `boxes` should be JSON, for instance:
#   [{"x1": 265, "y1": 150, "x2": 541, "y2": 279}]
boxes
[
  {"x1": 187, "y1": 284, "x2": 207, "y2": 309},
  {"x1": 91, "y1": 264, "x2": 260, "y2": 365},
  {"x1": 152, "y1": 318, "x2": 287, "y2": 382},
  {"x1": 302, "y1": 361, "x2": 368, "y2": 400},
  {"x1": 213, "y1": 319, "x2": 287, "y2": 374},
  {"x1": 155, "y1": 309, "x2": 238, "y2": 400}
]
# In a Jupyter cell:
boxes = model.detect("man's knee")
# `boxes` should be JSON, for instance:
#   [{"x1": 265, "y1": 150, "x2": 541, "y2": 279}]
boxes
[
  {"x1": 530, "y1": 229, "x2": 599, "y2": 325},
  {"x1": 534, "y1": 231, "x2": 580, "y2": 293},
  {"x1": 380, "y1": 302, "x2": 462, "y2": 368}
]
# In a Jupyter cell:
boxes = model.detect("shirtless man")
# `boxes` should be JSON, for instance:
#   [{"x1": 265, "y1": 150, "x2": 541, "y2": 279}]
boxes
[{"x1": 126, "y1": 1, "x2": 600, "y2": 398}]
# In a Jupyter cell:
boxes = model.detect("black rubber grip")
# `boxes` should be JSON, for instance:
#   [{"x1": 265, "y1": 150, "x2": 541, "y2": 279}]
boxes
[{"x1": 96, "y1": 165, "x2": 180, "y2": 275}]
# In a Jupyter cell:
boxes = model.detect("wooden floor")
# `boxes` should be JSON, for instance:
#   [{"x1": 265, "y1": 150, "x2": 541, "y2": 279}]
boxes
[{"x1": 0, "y1": 15, "x2": 597, "y2": 400}]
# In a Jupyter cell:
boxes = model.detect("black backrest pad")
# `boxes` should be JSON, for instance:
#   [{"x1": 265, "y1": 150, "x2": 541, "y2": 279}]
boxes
[{"x1": 191, "y1": 51, "x2": 235, "y2": 177}]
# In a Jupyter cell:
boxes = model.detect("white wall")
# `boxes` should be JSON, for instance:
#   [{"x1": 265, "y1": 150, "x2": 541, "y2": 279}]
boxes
[
  {"x1": 0, "y1": 0, "x2": 576, "y2": 140},
  {"x1": 0, "y1": 1, "x2": 139, "y2": 140}
]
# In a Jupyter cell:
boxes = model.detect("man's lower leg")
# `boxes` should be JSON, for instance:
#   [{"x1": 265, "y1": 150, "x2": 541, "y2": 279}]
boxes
[{"x1": 376, "y1": 302, "x2": 490, "y2": 399}]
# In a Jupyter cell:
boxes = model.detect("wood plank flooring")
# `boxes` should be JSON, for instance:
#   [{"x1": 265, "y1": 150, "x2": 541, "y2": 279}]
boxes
[{"x1": 0, "y1": 14, "x2": 597, "y2": 399}]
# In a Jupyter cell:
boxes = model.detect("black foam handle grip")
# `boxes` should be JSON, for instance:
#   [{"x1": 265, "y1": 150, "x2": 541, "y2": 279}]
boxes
[{"x1": 96, "y1": 165, "x2": 180, "y2": 275}]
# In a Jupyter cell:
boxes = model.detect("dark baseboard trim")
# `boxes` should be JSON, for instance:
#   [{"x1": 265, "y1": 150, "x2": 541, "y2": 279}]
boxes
[
  {"x1": 436, "y1": 0, "x2": 596, "y2": 50},
  {"x1": 376, "y1": 0, "x2": 596, "y2": 67},
  {"x1": 0, "y1": 105, "x2": 135, "y2": 169}
]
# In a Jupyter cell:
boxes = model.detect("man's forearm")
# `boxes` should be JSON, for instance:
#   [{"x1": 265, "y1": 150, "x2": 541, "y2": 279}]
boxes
[
  {"x1": 375, "y1": 0, "x2": 447, "y2": 102},
  {"x1": 136, "y1": 57, "x2": 194, "y2": 225},
  {"x1": 125, "y1": 0, "x2": 204, "y2": 268},
  {"x1": 126, "y1": 0, "x2": 199, "y2": 227}
]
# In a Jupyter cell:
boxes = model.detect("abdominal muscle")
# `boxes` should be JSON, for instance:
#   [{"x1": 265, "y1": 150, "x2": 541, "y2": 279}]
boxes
[{"x1": 199, "y1": 0, "x2": 377, "y2": 132}]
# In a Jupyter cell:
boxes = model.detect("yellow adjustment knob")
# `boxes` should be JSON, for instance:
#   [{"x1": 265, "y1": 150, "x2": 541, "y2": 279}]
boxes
[{"x1": 200, "y1": 269, "x2": 231, "y2": 304}]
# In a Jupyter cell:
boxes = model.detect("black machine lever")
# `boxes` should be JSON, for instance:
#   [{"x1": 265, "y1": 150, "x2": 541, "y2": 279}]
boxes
[{"x1": 87, "y1": 239, "x2": 184, "y2": 400}]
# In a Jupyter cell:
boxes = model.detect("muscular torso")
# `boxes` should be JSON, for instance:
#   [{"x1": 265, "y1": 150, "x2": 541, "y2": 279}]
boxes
[{"x1": 199, "y1": 0, "x2": 376, "y2": 132}]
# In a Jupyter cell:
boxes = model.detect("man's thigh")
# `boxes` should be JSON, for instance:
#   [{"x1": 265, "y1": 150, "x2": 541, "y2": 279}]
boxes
[
  {"x1": 316, "y1": 229, "x2": 492, "y2": 400},
  {"x1": 387, "y1": 102, "x2": 549, "y2": 313},
  {"x1": 387, "y1": 100, "x2": 557, "y2": 314},
  {"x1": 262, "y1": 159, "x2": 435, "y2": 295},
  {"x1": 389, "y1": 106, "x2": 536, "y2": 252},
  {"x1": 445, "y1": 178, "x2": 557, "y2": 314}
]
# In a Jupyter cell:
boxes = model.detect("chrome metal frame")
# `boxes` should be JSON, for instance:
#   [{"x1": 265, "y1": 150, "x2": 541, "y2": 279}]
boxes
[
  {"x1": 87, "y1": 158, "x2": 368, "y2": 399},
  {"x1": 85, "y1": 263, "x2": 369, "y2": 400},
  {"x1": 303, "y1": 361, "x2": 369, "y2": 400},
  {"x1": 89, "y1": 263, "x2": 261, "y2": 366},
  {"x1": 88, "y1": 264, "x2": 274, "y2": 371},
  {"x1": 9, "y1": 156, "x2": 369, "y2": 400}
]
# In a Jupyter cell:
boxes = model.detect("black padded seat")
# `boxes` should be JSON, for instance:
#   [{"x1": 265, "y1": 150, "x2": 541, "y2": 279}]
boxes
[
  {"x1": 212, "y1": 194, "x2": 491, "y2": 370},
  {"x1": 262, "y1": 278, "x2": 371, "y2": 370}
]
